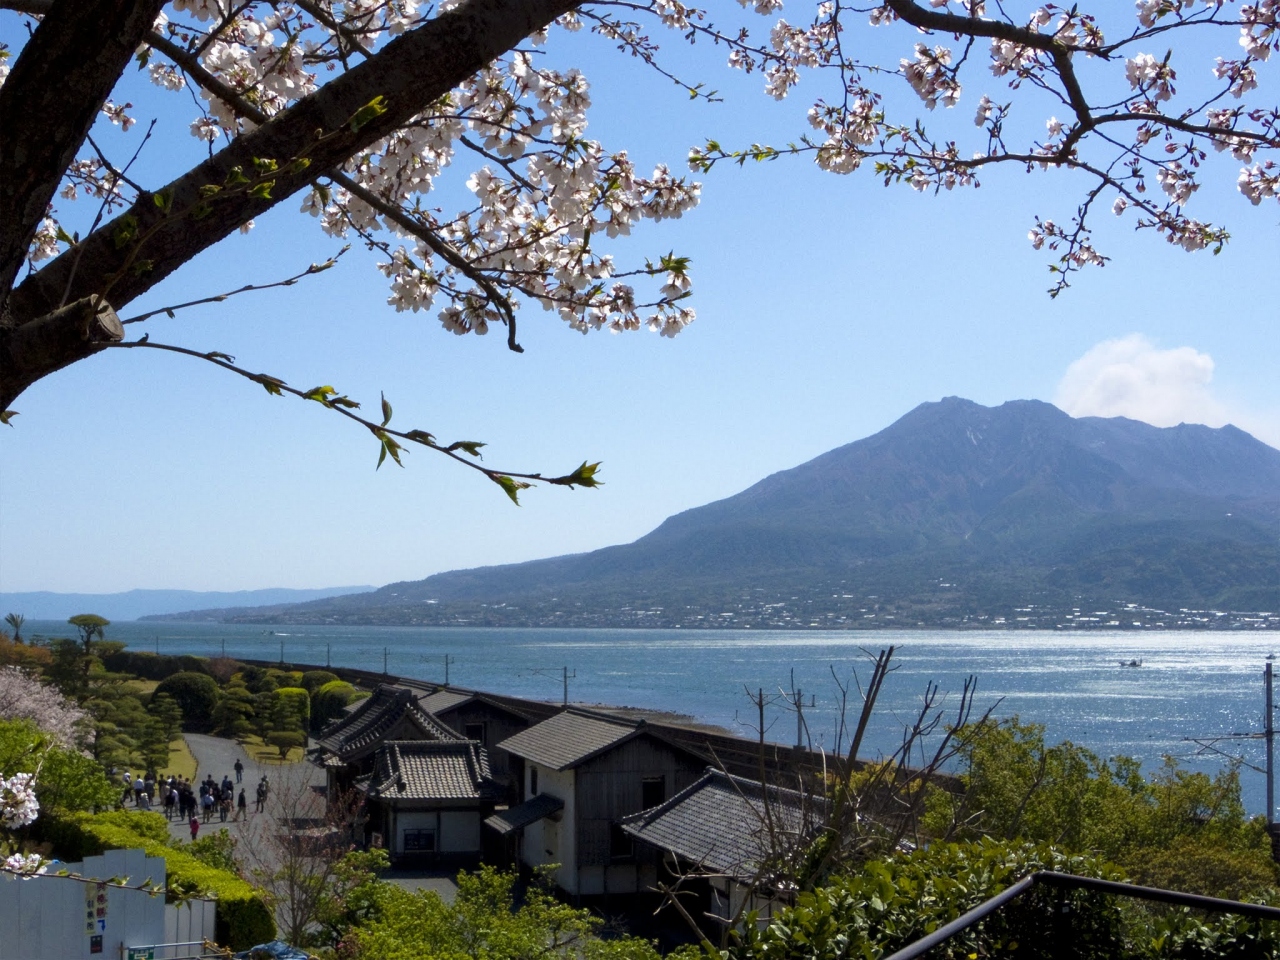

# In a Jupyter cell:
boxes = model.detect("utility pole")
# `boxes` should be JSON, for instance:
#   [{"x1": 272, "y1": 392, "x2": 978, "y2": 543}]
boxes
[
  {"x1": 1267, "y1": 661, "x2": 1274, "y2": 825},
  {"x1": 220, "y1": 637, "x2": 226, "y2": 659},
  {"x1": 383, "y1": 646, "x2": 389, "y2": 675},
  {"x1": 154, "y1": 635, "x2": 159, "y2": 656},
  {"x1": 563, "y1": 666, "x2": 575, "y2": 706},
  {"x1": 279, "y1": 638, "x2": 284, "y2": 665},
  {"x1": 782, "y1": 669, "x2": 816, "y2": 749},
  {"x1": 444, "y1": 654, "x2": 453, "y2": 686},
  {"x1": 326, "y1": 643, "x2": 331, "y2": 668}
]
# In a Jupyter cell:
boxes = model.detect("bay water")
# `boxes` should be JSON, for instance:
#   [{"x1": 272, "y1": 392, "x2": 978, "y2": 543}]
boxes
[{"x1": 23, "y1": 621, "x2": 1280, "y2": 814}]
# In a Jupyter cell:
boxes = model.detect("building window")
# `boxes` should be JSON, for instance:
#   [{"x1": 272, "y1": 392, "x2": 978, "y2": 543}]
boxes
[
  {"x1": 610, "y1": 823, "x2": 634, "y2": 860},
  {"x1": 641, "y1": 776, "x2": 665, "y2": 810},
  {"x1": 464, "y1": 722, "x2": 486, "y2": 744},
  {"x1": 530, "y1": 765, "x2": 538, "y2": 798},
  {"x1": 403, "y1": 829, "x2": 436, "y2": 853}
]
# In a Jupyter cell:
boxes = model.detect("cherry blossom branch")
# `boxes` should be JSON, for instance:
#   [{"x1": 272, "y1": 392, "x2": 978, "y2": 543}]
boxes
[
  {"x1": 328, "y1": 172, "x2": 526, "y2": 352},
  {"x1": 102, "y1": 338, "x2": 601, "y2": 501}
]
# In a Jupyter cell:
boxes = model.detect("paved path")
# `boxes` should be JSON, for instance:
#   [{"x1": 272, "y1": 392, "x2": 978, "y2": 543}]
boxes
[{"x1": 140, "y1": 734, "x2": 318, "y2": 843}]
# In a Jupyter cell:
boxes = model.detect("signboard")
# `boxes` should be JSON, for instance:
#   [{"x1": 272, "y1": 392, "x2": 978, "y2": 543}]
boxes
[
  {"x1": 89, "y1": 936, "x2": 103, "y2": 955},
  {"x1": 127, "y1": 949, "x2": 155, "y2": 960}
]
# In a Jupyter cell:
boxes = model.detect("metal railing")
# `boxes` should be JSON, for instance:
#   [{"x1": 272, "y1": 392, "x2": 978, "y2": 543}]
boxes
[{"x1": 882, "y1": 871, "x2": 1280, "y2": 960}]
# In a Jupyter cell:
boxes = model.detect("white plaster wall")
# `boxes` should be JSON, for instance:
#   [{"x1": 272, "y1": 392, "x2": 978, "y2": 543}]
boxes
[
  {"x1": 521, "y1": 763, "x2": 577, "y2": 893},
  {"x1": 440, "y1": 811, "x2": 480, "y2": 852}
]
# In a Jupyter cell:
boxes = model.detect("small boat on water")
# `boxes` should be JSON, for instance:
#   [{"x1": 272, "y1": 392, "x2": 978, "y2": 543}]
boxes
[{"x1": 1119, "y1": 659, "x2": 1143, "y2": 668}]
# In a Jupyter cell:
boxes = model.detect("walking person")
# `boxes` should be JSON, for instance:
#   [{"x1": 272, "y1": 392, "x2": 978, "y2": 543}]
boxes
[
  {"x1": 236, "y1": 788, "x2": 247, "y2": 821},
  {"x1": 234, "y1": 758, "x2": 243, "y2": 783},
  {"x1": 189, "y1": 815, "x2": 200, "y2": 841},
  {"x1": 255, "y1": 779, "x2": 266, "y2": 813},
  {"x1": 201, "y1": 790, "x2": 214, "y2": 823}
]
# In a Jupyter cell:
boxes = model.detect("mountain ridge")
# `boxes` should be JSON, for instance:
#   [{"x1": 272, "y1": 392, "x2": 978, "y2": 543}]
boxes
[{"x1": 144, "y1": 398, "x2": 1280, "y2": 628}]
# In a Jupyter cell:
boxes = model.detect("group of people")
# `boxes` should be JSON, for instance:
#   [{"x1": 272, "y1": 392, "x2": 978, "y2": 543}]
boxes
[{"x1": 119, "y1": 758, "x2": 272, "y2": 841}]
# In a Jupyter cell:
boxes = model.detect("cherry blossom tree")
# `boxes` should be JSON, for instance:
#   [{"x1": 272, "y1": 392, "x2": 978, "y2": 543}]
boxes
[
  {"x1": 0, "y1": 0, "x2": 1276, "y2": 495},
  {"x1": 0, "y1": 665, "x2": 88, "y2": 748}
]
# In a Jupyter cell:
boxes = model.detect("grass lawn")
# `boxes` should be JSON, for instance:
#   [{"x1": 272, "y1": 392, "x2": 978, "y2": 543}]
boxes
[
  {"x1": 121, "y1": 678, "x2": 159, "y2": 696},
  {"x1": 159, "y1": 736, "x2": 198, "y2": 781},
  {"x1": 239, "y1": 733, "x2": 307, "y2": 765}
]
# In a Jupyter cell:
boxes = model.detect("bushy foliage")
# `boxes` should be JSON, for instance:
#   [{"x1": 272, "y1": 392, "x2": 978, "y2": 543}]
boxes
[
  {"x1": 311, "y1": 679, "x2": 359, "y2": 731},
  {"x1": 101, "y1": 650, "x2": 210, "y2": 681},
  {"x1": 178, "y1": 829, "x2": 239, "y2": 873},
  {"x1": 0, "y1": 719, "x2": 117, "y2": 814},
  {"x1": 727, "y1": 840, "x2": 1128, "y2": 960},
  {"x1": 154, "y1": 671, "x2": 220, "y2": 733},
  {"x1": 0, "y1": 632, "x2": 51, "y2": 670},
  {"x1": 722, "y1": 840, "x2": 1280, "y2": 960},
  {"x1": 272, "y1": 687, "x2": 310, "y2": 732},
  {"x1": 342, "y1": 865, "x2": 664, "y2": 960},
  {"x1": 926, "y1": 718, "x2": 1278, "y2": 900},
  {"x1": 300, "y1": 670, "x2": 339, "y2": 694}
]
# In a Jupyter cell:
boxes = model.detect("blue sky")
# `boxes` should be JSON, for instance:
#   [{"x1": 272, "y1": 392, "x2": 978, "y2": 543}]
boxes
[{"x1": 1, "y1": 11, "x2": 1277, "y2": 594}]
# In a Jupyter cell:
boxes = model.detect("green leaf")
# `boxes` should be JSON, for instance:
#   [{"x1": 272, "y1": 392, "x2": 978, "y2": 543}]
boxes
[
  {"x1": 405, "y1": 429, "x2": 435, "y2": 445},
  {"x1": 255, "y1": 375, "x2": 286, "y2": 396},
  {"x1": 349, "y1": 95, "x2": 389, "y2": 133},
  {"x1": 152, "y1": 188, "x2": 174, "y2": 213},
  {"x1": 205, "y1": 351, "x2": 235, "y2": 362},
  {"x1": 249, "y1": 180, "x2": 275, "y2": 200},
  {"x1": 330, "y1": 395, "x2": 360, "y2": 409},
  {"x1": 447, "y1": 440, "x2": 485, "y2": 458},
  {"x1": 252, "y1": 157, "x2": 279, "y2": 175},
  {"x1": 0, "y1": 410, "x2": 17, "y2": 426},
  {"x1": 492, "y1": 474, "x2": 531, "y2": 505},
  {"x1": 380, "y1": 392, "x2": 393, "y2": 427},
  {"x1": 303, "y1": 385, "x2": 338, "y2": 405},
  {"x1": 373, "y1": 430, "x2": 403, "y2": 470},
  {"x1": 54, "y1": 225, "x2": 76, "y2": 245}
]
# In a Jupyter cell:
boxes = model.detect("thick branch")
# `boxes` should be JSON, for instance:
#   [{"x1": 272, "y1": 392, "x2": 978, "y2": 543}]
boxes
[
  {"x1": 0, "y1": 0, "x2": 168, "y2": 309},
  {"x1": 2, "y1": 0, "x2": 579, "y2": 408},
  {"x1": 0, "y1": 296, "x2": 124, "y2": 396}
]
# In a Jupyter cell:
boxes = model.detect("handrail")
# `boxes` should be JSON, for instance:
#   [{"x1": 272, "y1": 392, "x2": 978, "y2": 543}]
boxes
[{"x1": 881, "y1": 871, "x2": 1280, "y2": 960}]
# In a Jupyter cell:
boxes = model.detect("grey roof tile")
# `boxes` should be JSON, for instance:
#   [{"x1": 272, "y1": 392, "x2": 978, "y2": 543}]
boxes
[
  {"x1": 417, "y1": 689, "x2": 472, "y2": 715},
  {"x1": 316, "y1": 685, "x2": 457, "y2": 760},
  {"x1": 484, "y1": 794, "x2": 564, "y2": 834},
  {"x1": 620, "y1": 768, "x2": 818, "y2": 878},
  {"x1": 363, "y1": 740, "x2": 502, "y2": 802},
  {"x1": 495, "y1": 709, "x2": 644, "y2": 770}
]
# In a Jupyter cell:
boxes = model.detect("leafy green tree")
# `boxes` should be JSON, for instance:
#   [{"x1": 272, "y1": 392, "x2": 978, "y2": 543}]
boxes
[
  {"x1": 0, "y1": 719, "x2": 118, "y2": 813},
  {"x1": 148, "y1": 691, "x2": 183, "y2": 741},
  {"x1": 265, "y1": 730, "x2": 306, "y2": 761},
  {"x1": 67, "y1": 614, "x2": 109, "y2": 656},
  {"x1": 311, "y1": 679, "x2": 359, "y2": 731},
  {"x1": 4, "y1": 613, "x2": 24, "y2": 644},
  {"x1": 927, "y1": 717, "x2": 1278, "y2": 900},
  {"x1": 312, "y1": 848, "x2": 389, "y2": 947},
  {"x1": 154, "y1": 671, "x2": 220, "y2": 733},
  {"x1": 272, "y1": 687, "x2": 310, "y2": 733},
  {"x1": 211, "y1": 675, "x2": 256, "y2": 739},
  {"x1": 344, "y1": 866, "x2": 664, "y2": 960},
  {"x1": 300, "y1": 670, "x2": 340, "y2": 694}
]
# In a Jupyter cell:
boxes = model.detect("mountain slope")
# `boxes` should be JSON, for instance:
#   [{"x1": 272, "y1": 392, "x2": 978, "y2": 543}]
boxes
[{"x1": 158, "y1": 398, "x2": 1280, "y2": 627}]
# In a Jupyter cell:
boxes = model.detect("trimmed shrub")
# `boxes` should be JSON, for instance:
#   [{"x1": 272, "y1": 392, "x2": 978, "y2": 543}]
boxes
[
  {"x1": 273, "y1": 686, "x2": 310, "y2": 731},
  {"x1": 38, "y1": 810, "x2": 275, "y2": 950},
  {"x1": 154, "y1": 671, "x2": 220, "y2": 733},
  {"x1": 299, "y1": 670, "x2": 339, "y2": 694},
  {"x1": 311, "y1": 680, "x2": 358, "y2": 731},
  {"x1": 102, "y1": 650, "x2": 210, "y2": 681}
]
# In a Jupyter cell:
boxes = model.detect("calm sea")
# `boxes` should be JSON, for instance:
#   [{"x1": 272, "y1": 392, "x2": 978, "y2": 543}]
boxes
[{"x1": 22, "y1": 621, "x2": 1280, "y2": 814}]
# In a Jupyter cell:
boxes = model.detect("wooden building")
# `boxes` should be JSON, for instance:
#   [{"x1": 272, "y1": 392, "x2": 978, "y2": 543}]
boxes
[
  {"x1": 359, "y1": 739, "x2": 504, "y2": 866},
  {"x1": 416, "y1": 688, "x2": 540, "y2": 795},
  {"x1": 311, "y1": 684, "x2": 457, "y2": 797},
  {"x1": 620, "y1": 768, "x2": 820, "y2": 935},
  {"x1": 486, "y1": 708, "x2": 707, "y2": 898}
]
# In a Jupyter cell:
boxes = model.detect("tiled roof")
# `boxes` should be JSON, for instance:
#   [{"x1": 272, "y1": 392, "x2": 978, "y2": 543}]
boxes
[
  {"x1": 362, "y1": 740, "x2": 502, "y2": 802},
  {"x1": 417, "y1": 688, "x2": 472, "y2": 715},
  {"x1": 483, "y1": 793, "x2": 564, "y2": 835},
  {"x1": 620, "y1": 768, "x2": 819, "y2": 878},
  {"x1": 316, "y1": 685, "x2": 457, "y2": 759},
  {"x1": 495, "y1": 709, "x2": 646, "y2": 771}
]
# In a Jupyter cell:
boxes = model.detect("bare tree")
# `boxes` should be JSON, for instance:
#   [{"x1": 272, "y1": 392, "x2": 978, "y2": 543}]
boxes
[
  {"x1": 233, "y1": 765, "x2": 368, "y2": 946},
  {"x1": 649, "y1": 647, "x2": 994, "y2": 949}
]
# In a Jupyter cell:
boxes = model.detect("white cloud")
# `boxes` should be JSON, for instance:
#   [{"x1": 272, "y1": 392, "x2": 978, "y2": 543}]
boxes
[{"x1": 1055, "y1": 334, "x2": 1279, "y2": 448}]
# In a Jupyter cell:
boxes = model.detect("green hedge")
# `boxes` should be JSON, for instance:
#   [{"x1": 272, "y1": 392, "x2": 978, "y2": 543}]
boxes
[
  {"x1": 102, "y1": 650, "x2": 211, "y2": 681},
  {"x1": 39, "y1": 810, "x2": 275, "y2": 950}
]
